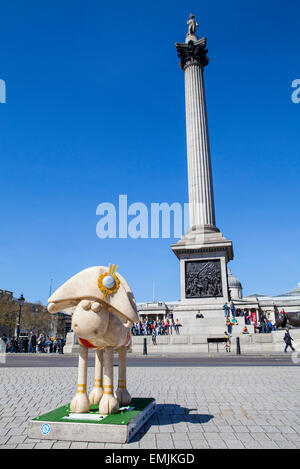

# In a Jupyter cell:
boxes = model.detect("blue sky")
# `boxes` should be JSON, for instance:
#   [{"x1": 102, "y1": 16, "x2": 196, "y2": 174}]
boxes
[{"x1": 0, "y1": 0, "x2": 299, "y2": 304}]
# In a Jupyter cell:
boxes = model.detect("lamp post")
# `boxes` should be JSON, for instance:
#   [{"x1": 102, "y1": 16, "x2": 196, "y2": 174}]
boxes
[{"x1": 16, "y1": 293, "x2": 25, "y2": 350}]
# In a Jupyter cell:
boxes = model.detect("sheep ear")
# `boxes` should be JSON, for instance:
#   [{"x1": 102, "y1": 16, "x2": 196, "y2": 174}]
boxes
[
  {"x1": 48, "y1": 299, "x2": 78, "y2": 314},
  {"x1": 111, "y1": 309, "x2": 133, "y2": 328}
]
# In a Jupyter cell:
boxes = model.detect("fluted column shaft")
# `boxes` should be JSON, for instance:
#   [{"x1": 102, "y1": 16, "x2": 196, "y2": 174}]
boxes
[{"x1": 184, "y1": 62, "x2": 216, "y2": 229}]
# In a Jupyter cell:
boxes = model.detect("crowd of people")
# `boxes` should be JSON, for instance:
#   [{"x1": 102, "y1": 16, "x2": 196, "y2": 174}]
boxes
[
  {"x1": 131, "y1": 312, "x2": 182, "y2": 345},
  {"x1": 0, "y1": 331, "x2": 65, "y2": 354},
  {"x1": 221, "y1": 304, "x2": 296, "y2": 353},
  {"x1": 222, "y1": 302, "x2": 278, "y2": 334}
]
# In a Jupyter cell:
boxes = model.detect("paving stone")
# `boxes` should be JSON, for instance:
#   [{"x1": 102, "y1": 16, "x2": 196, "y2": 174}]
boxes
[
  {"x1": 104, "y1": 443, "x2": 122, "y2": 449},
  {"x1": 271, "y1": 440, "x2": 296, "y2": 449},
  {"x1": 208, "y1": 440, "x2": 227, "y2": 449},
  {"x1": 52, "y1": 441, "x2": 72, "y2": 449},
  {"x1": 191, "y1": 440, "x2": 209, "y2": 449},
  {"x1": 173, "y1": 440, "x2": 193, "y2": 449},
  {"x1": 285, "y1": 433, "x2": 300, "y2": 441},
  {"x1": 276, "y1": 425, "x2": 296, "y2": 433},
  {"x1": 87, "y1": 442, "x2": 105, "y2": 449},
  {"x1": 121, "y1": 442, "x2": 140, "y2": 449},
  {"x1": 247, "y1": 425, "x2": 264, "y2": 433},
  {"x1": 219, "y1": 432, "x2": 239, "y2": 441},
  {"x1": 259, "y1": 441, "x2": 279, "y2": 449},
  {"x1": 1, "y1": 365, "x2": 300, "y2": 449},
  {"x1": 250, "y1": 432, "x2": 271, "y2": 441},
  {"x1": 0, "y1": 444, "x2": 18, "y2": 449},
  {"x1": 16, "y1": 443, "x2": 35, "y2": 449},
  {"x1": 171, "y1": 432, "x2": 190, "y2": 440},
  {"x1": 232, "y1": 425, "x2": 249, "y2": 433},
  {"x1": 70, "y1": 441, "x2": 89, "y2": 449},
  {"x1": 6, "y1": 435, "x2": 27, "y2": 445},
  {"x1": 34, "y1": 442, "x2": 55, "y2": 449},
  {"x1": 140, "y1": 439, "x2": 156, "y2": 449}
]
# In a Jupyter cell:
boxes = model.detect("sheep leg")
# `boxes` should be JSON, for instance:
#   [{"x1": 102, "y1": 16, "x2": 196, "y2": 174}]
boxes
[
  {"x1": 115, "y1": 346, "x2": 131, "y2": 406},
  {"x1": 70, "y1": 344, "x2": 90, "y2": 413},
  {"x1": 89, "y1": 349, "x2": 104, "y2": 405},
  {"x1": 98, "y1": 347, "x2": 119, "y2": 415}
]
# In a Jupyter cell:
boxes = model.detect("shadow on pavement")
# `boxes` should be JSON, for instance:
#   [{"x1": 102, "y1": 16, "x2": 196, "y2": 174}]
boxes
[{"x1": 129, "y1": 403, "x2": 214, "y2": 443}]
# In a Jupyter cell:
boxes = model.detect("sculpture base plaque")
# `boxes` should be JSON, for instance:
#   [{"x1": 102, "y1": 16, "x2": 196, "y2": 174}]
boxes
[{"x1": 27, "y1": 398, "x2": 156, "y2": 444}]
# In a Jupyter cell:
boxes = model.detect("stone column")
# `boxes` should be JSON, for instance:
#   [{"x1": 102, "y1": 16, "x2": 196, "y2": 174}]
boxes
[
  {"x1": 171, "y1": 17, "x2": 233, "y2": 307},
  {"x1": 176, "y1": 32, "x2": 216, "y2": 232}
]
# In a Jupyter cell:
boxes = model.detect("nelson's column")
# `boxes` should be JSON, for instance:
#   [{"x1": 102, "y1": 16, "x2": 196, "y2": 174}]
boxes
[{"x1": 171, "y1": 15, "x2": 234, "y2": 319}]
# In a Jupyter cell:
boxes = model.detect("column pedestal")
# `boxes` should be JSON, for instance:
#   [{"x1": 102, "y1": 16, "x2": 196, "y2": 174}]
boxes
[{"x1": 171, "y1": 228, "x2": 233, "y2": 305}]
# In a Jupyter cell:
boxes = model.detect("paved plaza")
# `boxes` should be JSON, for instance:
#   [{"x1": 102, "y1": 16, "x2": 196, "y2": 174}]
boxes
[{"x1": 1, "y1": 364, "x2": 300, "y2": 449}]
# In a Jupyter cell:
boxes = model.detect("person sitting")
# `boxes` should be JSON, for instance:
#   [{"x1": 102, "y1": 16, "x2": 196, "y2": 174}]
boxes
[
  {"x1": 242, "y1": 326, "x2": 249, "y2": 334},
  {"x1": 226, "y1": 317, "x2": 232, "y2": 334}
]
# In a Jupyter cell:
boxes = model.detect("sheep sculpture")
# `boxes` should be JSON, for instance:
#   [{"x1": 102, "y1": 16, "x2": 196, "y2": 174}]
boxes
[{"x1": 48, "y1": 265, "x2": 139, "y2": 415}]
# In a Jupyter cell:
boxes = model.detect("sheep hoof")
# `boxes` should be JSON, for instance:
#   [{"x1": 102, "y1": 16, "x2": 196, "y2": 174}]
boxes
[
  {"x1": 70, "y1": 393, "x2": 90, "y2": 413},
  {"x1": 115, "y1": 388, "x2": 131, "y2": 406},
  {"x1": 99, "y1": 394, "x2": 119, "y2": 415},
  {"x1": 89, "y1": 387, "x2": 103, "y2": 405}
]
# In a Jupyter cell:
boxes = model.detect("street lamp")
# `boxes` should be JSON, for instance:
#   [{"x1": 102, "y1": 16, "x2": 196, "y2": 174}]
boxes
[{"x1": 16, "y1": 293, "x2": 25, "y2": 348}]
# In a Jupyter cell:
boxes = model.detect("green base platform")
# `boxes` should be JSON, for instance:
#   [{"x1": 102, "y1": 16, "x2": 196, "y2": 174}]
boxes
[{"x1": 27, "y1": 398, "x2": 156, "y2": 443}]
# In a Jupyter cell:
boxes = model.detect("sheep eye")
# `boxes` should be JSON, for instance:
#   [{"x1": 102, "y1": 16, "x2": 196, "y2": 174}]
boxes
[
  {"x1": 81, "y1": 300, "x2": 91, "y2": 311},
  {"x1": 91, "y1": 302, "x2": 101, "y2": 313}
]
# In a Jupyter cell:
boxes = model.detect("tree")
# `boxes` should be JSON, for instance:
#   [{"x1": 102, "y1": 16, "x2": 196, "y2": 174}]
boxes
[
  {"x1": 0, "y1": 294, "x2": 49, "y2": 336},
  {"x1": 0, "y1": 294, "x2": 19, "y2": 336}
]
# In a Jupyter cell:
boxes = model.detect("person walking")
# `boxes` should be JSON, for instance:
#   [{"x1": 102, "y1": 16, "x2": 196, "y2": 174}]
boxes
[
  {"x1": 57, "y1": 337, "x2": 64, "y2": 354},
  {"x1": 230, "y1": 302, "x2": 236, "y2": 318},
  {"x1": 174, "y1": 319, "x2": 181, "y2": 335},
  {"x1": 37, "y1": 334, "x2": 43, "y2": 353},
  {"x1": 1, "y1": 334, "x2": 7, "y2": 352},
  {"x1": 53, "y1": 338, "x2": 58, "y2": 353},
  {"x1": 28, "y1": 332, "x2": 36, "y2": 353},
  {"x1": 223, "y1": 303, "x2": 229, "y2": 318},
  {"x1": 9, "y1": 337, "x2": 17, "y2": 353},
  {"x1": 284, "y1": 329, "x2": 295, "y2": 352},
  {"x1": 224, "y1": 331, "x2": 231, "y2": 352},
  {"x1": 152, "y1": 328, "x2": 157, "y2": 345},
  {"x1": 49, "y1": 337, "x2": 53, "y2": 353},
  {"x1": 0, "y1": 335, "x2": 7, "y2": 354}
]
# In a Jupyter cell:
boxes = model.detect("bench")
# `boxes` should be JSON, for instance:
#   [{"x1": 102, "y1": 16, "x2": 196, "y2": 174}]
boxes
[{"x1": 207, "y1": 337, "x2": 227, "y2": 352}]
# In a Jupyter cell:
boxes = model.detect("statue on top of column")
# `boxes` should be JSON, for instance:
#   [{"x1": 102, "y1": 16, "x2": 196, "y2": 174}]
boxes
[{"x1": 187, "y1": 13, "x2": 199, "y2": 36}]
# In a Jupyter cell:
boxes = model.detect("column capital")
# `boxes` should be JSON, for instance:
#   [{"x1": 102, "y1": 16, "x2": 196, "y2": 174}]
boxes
[{"x1": 175, "y1": 37, "x2": 209, "y2": 70}]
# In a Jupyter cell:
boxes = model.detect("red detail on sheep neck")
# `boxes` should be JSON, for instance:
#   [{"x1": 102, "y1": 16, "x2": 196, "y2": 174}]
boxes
[
  {"x1": 78, "y1": 338, "x2": 97, "y2": 349},
  {"x1": 79, "y1": 331, "x2": 131, "y2": 350},
  {"x1": 123, "y1": 330, "x2": 131, "y2": 347}
]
